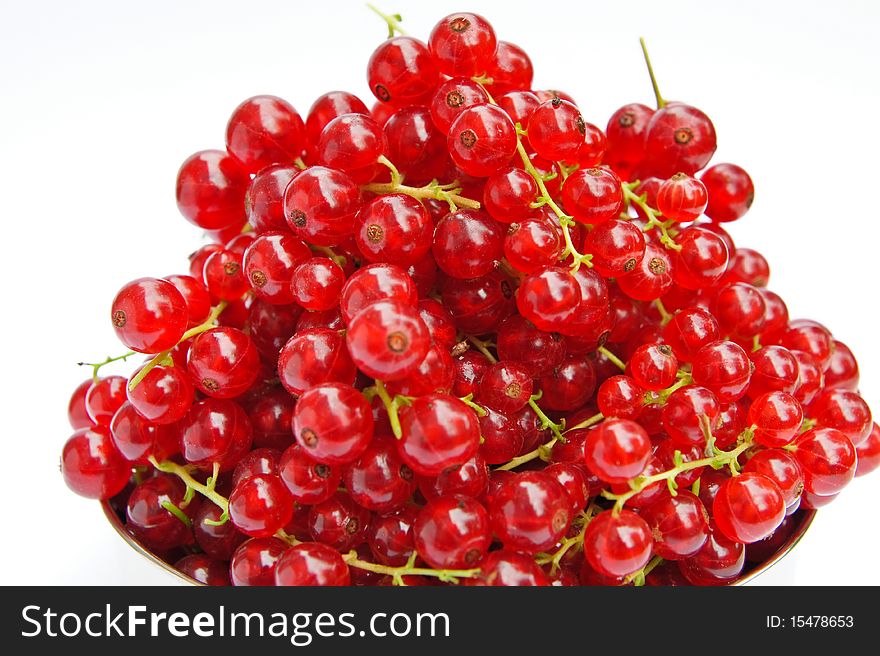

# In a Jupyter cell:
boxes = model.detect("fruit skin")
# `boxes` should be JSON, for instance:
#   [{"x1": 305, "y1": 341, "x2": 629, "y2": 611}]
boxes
[
  {"x1": 398, "y1": 394, "x2": 481, "y2": 476},
  {"x1": 584, "y1": 418, "x2": 651, "y2": 484},
  {"x1": 228, "y1": 473, "x2": 295, "y2": 539},
  {"x1": 583, "y1": 509, "x2": 653, "y2": 578},
  {"x1": 432, "y1": 209, "x2": 504, "y2": 280},
  {"x1": 186, "y1": 327, "x2": 260, "y2": 399},
  {"x1": 176, "y1": 150, "x2": 249, "y2": 230},
  {"x1": 700, "y1": 163, "x2": 754, "y2": 222},
  {"x1": 111, "y1": 278, "x2": 188, "y2": 354},
  {"x1": 793, "y1": 427, "x2": 857, "y2": 496},
  {"x1": 367, "y1": 36, "x2": 439, "y2": 106},
  {"x1": 231, "y1": 537, "x2": 289, "y2": 586},
  {"x1": 179, "y1": 398, "x2": 253, "y2": 471},
  {"x1": 641, "y1": 490, "x2": 709, "y2": 560},
  {"x1": 642, "y1": 103, "x2": 717, "y2": 178},
  {"x1": 275, "y1": 542, "x2": 351, "y2": 586},
  {"x1": 447, "y1": 104, "x2": 517, "y2": 177},
  {"x1": 61, "y1": 425, "x2": 131, "y2": 500},
  {"x1": 428, "y1": 12, "x2": 497, "y2": 77},
  {"x1": 225, "y1": 95, "x2": 306, "y2": 174},
  {"x1": 487, "y1": 471, "x2": 571, "y2": 553},
  {"x1": 713, "y1": 472, "x2": 785, "y2": 544},
  {"x1": 345, "y1": 299, "x2": 430, "y2": 382},
  {"x1": 291, "y1": 383, "x2": 374, "y2": 466},
  {"x1": 414, "y1": 495, "x2": 491, "y2": 569}
]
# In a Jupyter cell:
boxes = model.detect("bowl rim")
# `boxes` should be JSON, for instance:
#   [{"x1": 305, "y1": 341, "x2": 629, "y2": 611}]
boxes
[{"x1": 101, "y1": 500, "x2": 817, "y2": 586}]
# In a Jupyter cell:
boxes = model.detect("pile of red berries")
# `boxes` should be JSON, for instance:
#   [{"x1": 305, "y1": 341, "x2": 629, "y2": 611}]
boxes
[{"x1": 62, "y1": 8, "x2": 879, "y2": 587}]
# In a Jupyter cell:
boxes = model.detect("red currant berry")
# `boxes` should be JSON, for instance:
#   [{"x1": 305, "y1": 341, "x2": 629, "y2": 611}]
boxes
[
  {"x1": 584, "y1": 418, "x2": 651, "y2": 483},
  {"x1": 477, "y1": 362, "x2": 533, "y2": 414},
  {"x1": 414, "y1": 495, "x2": 491, "y2": 569},
  {"x1": 700, "y1": 163, "x2": 754, "y2": 222},
  {"x1": 432, "y1": 209, "x2": 504, "y2": 279},
  {"x1": 793, "y1": 427, "x2": 857, "y2": 496},
  {"x1": 856, "y1": 423, "x2": 880, "y2": 477},
  {"x1": 174, "y1": 555, "x2": 229, "y2": 586},
  {"x1": 292, "y1": 383, "x2": 373, "y2": 466},
  {"x1": 673, "y1": 227, "x2": 729, "y2": 290},
  {"x1": 488, "y1": 471, "x2": 571, "y2": 553},
  {"x1": 369, "y1": 506, "x2": 418, "y2": 566},
  {"x1": 824, "y1": 340, "x2": 860, "y2": 391},
  {"x1": 748, "y1": 345, "x2": 799, "y2": 398},
  {"x1": 306, "y1": 91, "x2": 369, "y2": 151},
  {"x1": 179, "y1": 398, "x2": 252, "y2": 470},
  {"x1": 713, "y1": 472, "x2": 785, "y2": 544},
  {"x1": 810, "y1": 389, "x2": 872, "y2": 446},
  {"x1": 125, "y1": 364, "x2": 194, "y2": 427},
  {"x1": 279, "y1": 443, "x2": 341, "y2": 505},
  {"x1": 176, "y1": 150, "x2": 249, "y2": 230},
  {"x1": 367, "y1": 36, "x2": 439, "y2": 105},
  {"x1": 617, "y1": 243, "x2": 674, "y2": 301},
  {"x1": 642, "y1": 104, "x2": 717, "y2": 178},
  {"x1": 662, "y1": 386, "x2": 721, "y2": 447},
  {"x1": 743, "y1": 449, "x2": 804, "y2": 508},
  {"x1": 165, "y1": 274, "x2": 212, "y2": 328},
  {"x1": 544, "y1": 462, "x2": 590, "y2": 517},
  {"x1": 417, "y1": 299, "x2": 457, "y2": 351},
  {"x1": 111, "y1": 278, "x2": 188, "y2": 354},
  {"x1": 691, "y1": 340, "x2": 752, "y2": 403},
  {"x1": 516, "y1": 266, "x2": 581, "y2": 333},
  {"x1": 61, "y1": 425, "x2": 131, "y2": 499},
  {"x1": 85, "y1": 375, "x2": 128, "y2": 426},
  {"x1": 496, "y1": 314, "x2": 564, "y2": 378},
  {"x1": 228, "y1": 473, "x2": 294, "y2": 538},
  {"x1": 275, "y1": 542, "x2": 350, "y2": 586},
  {"x1": 748, "y1": 391, "x2": 804, "y2": 448},
  {"x1": 126, "y1": 475, "x2": 193, "y2": 550},
  {"x1": 583, "y1": 509, "x2": 653, "y2": 578},
  {"x1": 779, "y1": 320, "x2": 833, "y2": 369},
  {"x1": 627, "y1": 342, "x2": 678, "y2": 391},
  {"x1": 528, "y1": 98, "x2": 585, "y2": 162},
  {"x1": 584, "y1": 219, "x2": 646, "y2": 278},
  {"x1": 641, "y1": 490, "x2": 709, "y2": 560},
  {"x1": 186, "y1": 327, "x2": 259, "y2": 398},
  {"x1": 678, "y1": 523, "x2": 744, "y2": 585},
  {"x1": 604, "y1": 103, "x2": 654, "y2": 179},
  {"x1": 346, "y1": 300, "x2": 430, "y2": 381},
  {"x1": 420, "y1": 453, "x2": 490, "y2": 500},
  {"x1": 483, "y1": 166, "x2": 538, "y2": 223},
  {"x1": 355, "y1": 194, "x2": 433, "y2": 266},
  {"x1": 344, "y1": 436, "x2": 415, "y2": 513},
  {"x1": 452, "y1": 350, "x2": 490, "y2": 397},
  {"x1": 497, "y1": 90, "x2": 540, "y2": 129},
  {"x1": 561, "y1": 167, "x2": 624, "y2": 225},
  {"x1": 242, "y1": 233, "x2": 310, "y2": 305},
  {"x1": 447, "y1": 104, "x2": 516, "y2": 177},
  {"x1": 318, "y1": 113, "x2": 386, "y2": 180},
  {"x1": 662, "y1": 307, "x2": 720, "y2": 361},
  {"x1": 202, "y1": 248, "x2": 248, "y2": 301},
  {"x1": 724, "y1": 247, "x2": 770, "y2": 287},
  {"x1": 597, "y1": 375, "x2": 644, "y2": 420},
  {"x1": 430, "y1": 77, "x2": 488, "y2": 134},
  {"x1": 226, "y1": 95, "x2": 306, "y2": 173},
  {"x1": 428, "y1": 13, "x2": 497, "y2": 77},
  {"x1": 308, "y1": 492, "x2": 371, "y2": 551},
  {"x1": 289, "y1": 258, "x2": 345, "y2": 312},
  {"x1": 67, "y1": 379, "x2": 94, "y2": 430},
  {"x1": 283, "y1": 165, "x2": 361, "y2": 247},
  {"x1": 712, "y1": 282, "x2": 766, "y2": 337},
  {"x1": 474, "y1": 550, "x2": 549, "y2": 586},
  {"x1": 339, "y1": 262, "x2": 417, "y2": 325},
  {"x1": 504, "y1": 218, "x2": 561, "y2": 273},
  {"x1": 657, "y1": 173, "x2": 708, "y2": 222},
  {"x1": 231, "y1": 537, "x2": 287, "y2": 586},
  {"x1": 278, "y1": 328, "x2": 356, "y2": 396},
  {"x1": 398, "y1": 394, "x2": 481, "y2": 476},
  {"x1": 194, "y1": 503, "x2": 246, "y2": 561}
]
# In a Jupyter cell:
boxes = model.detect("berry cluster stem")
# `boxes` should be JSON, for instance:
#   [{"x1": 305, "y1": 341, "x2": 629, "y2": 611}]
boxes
[
  {"x1": 128, "y1": 301, "x2": 229, "y2": 391},
  {"x1": 364, "y1": 155, "x2": 481, "y2": 211},
  {"x1": 601, "y1": 426, "x2": 755, "y2": 513},
  {"x1": 366, "y1": 3, "x2": 407, "y2": 38},
  {"x1": 465, "y1": 334, "x2": 498, "y2": 363},
  {"x1": 372, "y1": 379, "x2": 405, "y2": 439},
  {"x1": 597, "y1": 346, "x2": 627, "y2": 372},
  {"x1": 148, "y1": 457, "x2": 229, "y2": 519},
  {"x1": 639, "y1": 37, "x2": 666, "y2": 109},
  {"x1": 344, "y1": 551, "x2": 480, "y2": 585},
  {"x1": 535, "y1": 504, "x2": 600, "y2": 574},
  {"x1": 563, "y1": 411, "x2": 605, "y2": 434},
  {"x1": 527, "y1": 391, "x2": 565, "y2": 442},
  {"x1": 626, "y1": 554, "x2": 664, "y2": 586},
  {"x1": 78, "y1": 351, "x2": 137, "y2": 383},
  {"x1": 622, "y1": 182, "x2": 682, "y2": 252}
]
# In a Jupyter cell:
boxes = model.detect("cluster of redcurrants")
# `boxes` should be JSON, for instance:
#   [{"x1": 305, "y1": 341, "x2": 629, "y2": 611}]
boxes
[{"x1": 61, "y1": 10, "x2": 879, "y2": 587}]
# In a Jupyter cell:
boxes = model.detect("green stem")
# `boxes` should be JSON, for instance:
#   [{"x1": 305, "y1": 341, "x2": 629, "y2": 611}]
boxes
[
  {"x1": 626, "y1": 554, "x2": 664, "y2": 586},
  {"x1": 459, "y1": 393, "x2": 487, "y2": 417},
  {"x1": 160, "y1": 500, "x2": 192, "y2": 527},
  {"x1": 310, "y1": 245, "x2": 349, "y2": 268},
  {"x1": 644, "y1": 372, "x2": 693, "y2": 406},
  {"x1": 527, "y1": 391, "x2": 565, "y2": 442},
  {"x1": 149, "y1": 457, "x2": 229, "y2": 516},
  {"x1": 293, "y1": 156, "x2": 307, "y2": 170},
  {"x1": 622, "y1": 182, "x2": 682, "y2": 252},
  {"x1": 597, "y1": 346, "x2": 627, "y2": 372},
  {"x1": 535, "y1": 505, "x2": 599, "y2": 574},
  {"x1": 363, "y1": 158, "x2": 480, "y2": 211},
  {"x1": 652, "y1": 298, "x2": 673, "y2": 326},
  {"x1": 495, "y1": 436, "x2": 557, "y2": 471},
  {"x1": 78, "y1": 351, "x2": 137, "y2": 383},
  {"x1": 639, "y1": 37, "x2": 666, "y2": 109},
  {"x1": 128, "y1": 301, "x2": 228, "y2": 391},
  {"x1": 465, "y1": 334, "x2": 498, "y2": 363},
  {"x1": 375, "y1": 380, "x2": 403, "y2": 439},
  {"x1": 366, "y1": 3, "x2": 407, "y2": 38},
  {"x1": 602, "y1": 429, "x2": 755, "y2": 513},
  {"x1": 563, "y1": 411, "x2": 605, "y2": 434},
  {"x1": 344, "y1": 551, "x2": 479, "y2": 585}
]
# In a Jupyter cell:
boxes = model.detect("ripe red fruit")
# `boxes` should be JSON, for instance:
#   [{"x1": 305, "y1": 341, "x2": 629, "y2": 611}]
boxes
[
  {"x1": 283, "y1": 166, "x2": 361, "y2": 247},
  {"x1": 700, "y1": 163, "x2": 754, "y2": 222},
  {"x1": 176, "y1": 150, "x2": 249, "y2": 230},
  {"x1": 528, "y1": 99, "x2": 586, "y2": 162},
  {"x1": 584, "y1": 418, "x2": 651, "y2": 483},
  {"x1": 487, "y1": 471, "x2": 571, "y2": 553},
  {"x1": 428, "y1": 13, "x2": 497, "y2": 77},
  {"x1": 275, "y1": 543, "x2": 351, "y2": 586},
  {"x1": 355, "y1": 194, "x2": 433, "y2": 266},
  {"x1": 657, "y1": 173, "x2": 708, "y2": 222},
  {"x1": 226, "y1": 95, "x2": 306, "y2": 173},
  {"x1": 642, "y1": 104, "x2": 717, "y2": 178},
  {"x1": 229, "y1": 473, "x2": 295, "y2": 538},
  {"x1": 561, "y1": 167, "x2": 624, "y2": 225},
  {"x1": 792, "y1": 427, "x2": 857, "y2": 496},
  {"x1": 414, "y1": 495, "x2": 491, "y2": 568},
  {"x1": 447, "y1": 104, "x2": 517, "y2": 177},
  {"x1": 187, "y1": 327, "x2": 260, "y2": 399},
  {"x1": 111, "y1": 278, "x2": 188, "y2": 354},
  {"x1": 292, "y1": 383, "x2": 374, "y2": 466},
  {"x1": 583, "y1": 509, "x2": 653, "y2": 578},
  {"x1": 61, "y1": 425, "x2": 131, "y2": 499},
  {"x1": 367, "y1": 36, "x2": 439, "y2": 105},
  {"x1": 641, "y1": 490, "x2": 709, "y2": 559},
  {"x1": 713, "y1": 473, "x2": 785, "y2": 544},
  {"x1": 691, "y1": 340, "x2": 752, "y2": 403},
  {"x1": 346, "y1": 300, "x2": 430, "y2": 381},
  {"x1": 398, "y1": 394, "x2": 481, "y2": 476}
]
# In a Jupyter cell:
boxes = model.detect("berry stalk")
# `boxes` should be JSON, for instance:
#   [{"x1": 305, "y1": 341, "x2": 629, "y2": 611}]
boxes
[
  {"x1": 78, "y1": 351, "x2": 137, "y2": 383},
  {"x1": 343, "y1": 550, "x2": 480, "y2": 585},
  {"x1": 622, "y1": 182, "x2": 682, "y2": 252},
  {"x1": 363, "y1": 155, "x2": 481, "y2": 211}
]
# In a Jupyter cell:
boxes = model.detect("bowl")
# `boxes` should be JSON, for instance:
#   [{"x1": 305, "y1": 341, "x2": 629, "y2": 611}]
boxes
[{"x1": 101, "y1": 495, "x2": 816, "y2": 586}]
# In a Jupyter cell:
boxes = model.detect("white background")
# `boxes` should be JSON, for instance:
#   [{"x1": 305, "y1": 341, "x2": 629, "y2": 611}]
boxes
[{"x1": 1, "y1": 0, "x2": 878, "y2": 585}]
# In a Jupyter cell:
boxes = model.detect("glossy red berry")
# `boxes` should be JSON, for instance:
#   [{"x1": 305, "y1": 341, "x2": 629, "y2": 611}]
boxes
[
  {"x1": 743, "y1": 449, "x2": 804, "y2": 508},
  {"x1": 176, "y1": 150, "x2": 249, "y2": 230},
  {"x1": 279, "y1": 443, "x2": 341, "y2": 506},
  {"x1": 414, "y1": 495, "x2": 491, "y2": 569},
  {"x1": 226, "y1": 95, "x2": 306, "y2": 173},
  {"x1": 229, "y1": 473, "x2": 295, "y2": 538},
  {"x1": 539, "y1": 353, "x2": 597, "y2": 411},
  {"x1": 724, "y1": 247, "x2": 770, "y2": 287},
  {"x1": 824, "y1": 340, "x2": 860, "y2": 391},
  {"x1": 433, "y1": 209, "x2": 504, "y2": 279},
  {"x1": 292, "y1": 383, "x2": 373, "y2": 466},
  {"x1": 242, "y1": 233, "x2": 310, "y2": 305},
  {"x1": 126, "y1": 364, "x2": 194, "y2": 425},
  {"x1": 68, "y1": 379, "x2": 95, "y2": 430},
  {"x1": 700, "y1": 163, "x2": 754, "y2": 222},
  {"x1": 275, "y1": 542, "x2": 351, "y2": 586},
  {"x1": 339, "y1": 263, "x2": 418, "y2": 325},
  {"x1": 604, "y1": 103, "x2": 654, "y2": 179},
  {"x1": 193, "y1": 503, "x2": 246, "y2": 561},
  {"x1": 793, "y1": 427, "x2": 857, "y2": 496},
  {"x1": 583, "y1": 219, "x2": 646, "y2": 278},
  {"x1": 245, "y1": 164, "x2": 300, "y2": 234},
  {"x1": 367, "y1": 36, "x2": 439, "y2": 106},
  {"x1": 628, "y1": 342, "x2": 678, "y2": 391},
  {"x1": 346, "y1": 300, "x2": 430, "y2": 381},
  {"x1": 179, "y1": 398, "x2": 253, "y2": 470},
  {"x1": 617, "y1": 242, "x2": 674, "y2": 301},
  {"x1": 85, "y1": 375, "x2": 128, "y2": 426},
  {"x1": 474, "y1": 551, "x2": 548, "y2": 586},
  {"x1": 748, "y1": 345, "x2": 799, "y2": 398},
  {"x1": 856, "y1": 423, "x2": 880, "y2": 477},
  {"x1": 111, "y1": 278, "x2": 188, "y2": 354},
  {"x1": 691, "y1": 340, "x2": 752, "y2": 403},
  {"x1": 583, "y1": 509, "x2": 653, "y2": 578},
  {"x1": 61, "y1": 425, "x2": 131, "y2": 499},
  {"x1": 484, "y1": 167, "x2": 538, "y2": 223},
  {"x1": 810, "y1": 389, "x2": 872, "y2": 447},
  {"x1": 488, "y1": 471, "x2": 571, "y2": 553},
  {"x1": 779, "y1": 320, "x2": 833, "y2": 369},
  {"x1": 527, "y1": 98, "x2": 585, "y2": 162},
  {"x1": 641, "y1": 490, "x2": 709, "y2": 560},
  {"x1": 428, "y1": 13, "x2": 497, "y2": 77},
  {"x1": 662, "y1": 307, "x2": 720, "y2": 361},
  {"x1": 597, "y1": 375, "x2": 644, "y2": 420},
  {"x1": 516, "y1": 266, "x2": 581, "y2": 333},
  {"x1": 278, "y1": 328, "x2": 356, "y2": 396},
  {"x1": 642, "y1": 104, "x2": 717, "y2": 178},
  {"x1": 308, "y1": 492, "x2": 371, "y2": 551},
  {"x1": 657, "y1": 173, "x2": 708, "y2": 222},
  {"x1": 283, "y1": 166, "x2": 361, "y2": 247},
  {"x1": 673, "y1": 227, "x2": 729, "y2": 290},
  {"x1": 679, "y1": 524, "x2": 745, "y2": 585},
  {"x1": 318, "y1": 113, "x2": 386, "y2": 180},
  {"x1": 344, "y1": 436, "x2": 415, "y2": 513},
  {"x1": 430, "y1": 77, "x2": 488, "y2": 133},
  {"x1": 561, "y1": 168, "x2": 624, "y2": 225},
  {"x1": 712, "y1": 282, "x2": 766, "y2": 337},
  {"x1": 232, "y1": 448, "x2": 281, "y2": 487},
  {"x1": 306, "y1": 91, "x2": 369, "y2": 149},
  {"x1": 231, "y1": 537, "x2": 288, "y2": 586},
  {"x1": 369, "y1": 506, "x2": 418, "y2": 566},
  {"x1": 584, "y1": 418, "x2": 651, "y2": 483},
  {"x1": 187, "y1": 327, "x2": 260, "y2": 398},
  {"x1": 289, "y1": 258, "x2": 345, "y2": 312},
  {"x1": 398, "y1": 394, "x2": 481, "y2": 476},
  {"x1": 447, "y1": 104, "x2": 517, "y2": 177},
  {"x1": 355, "y1": 194, "x2": 433, "y2": 265},
  {"x1": 748, "y1": 391, "x2": 803, "y2": 447},
  {"x1": 202, "y1": 248, "x2": 248, "y2": 301},
  {"x1": 662, "y1": 386, "x2": 721, "y2": 447},
  {"x1": 713, "y1": 473, "x2": 785, "y2": 544},
  {"x1": 126, "y1": 475, "x2": 193, "y2": 550}
]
